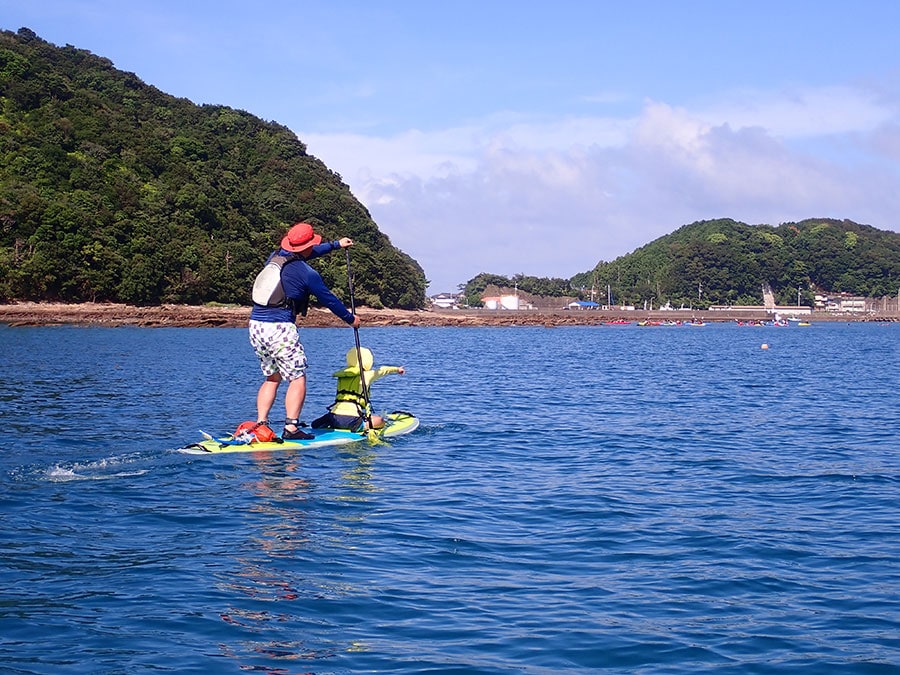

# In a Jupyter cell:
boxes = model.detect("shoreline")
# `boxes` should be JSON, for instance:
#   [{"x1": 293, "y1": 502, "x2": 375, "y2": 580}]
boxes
[{"x1": 0, "y1": 301, "x2": 896, "y2": 328}]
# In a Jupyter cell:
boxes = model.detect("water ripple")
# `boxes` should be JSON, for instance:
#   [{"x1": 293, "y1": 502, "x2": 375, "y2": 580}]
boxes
[{"x1": 1, "y1": 324, "x2": 898, "y2": 672}]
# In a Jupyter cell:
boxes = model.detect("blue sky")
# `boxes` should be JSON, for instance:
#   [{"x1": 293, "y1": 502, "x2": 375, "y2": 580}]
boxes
[{"x1": 4, "y1": 1, "x2": 900, "y2": 293}]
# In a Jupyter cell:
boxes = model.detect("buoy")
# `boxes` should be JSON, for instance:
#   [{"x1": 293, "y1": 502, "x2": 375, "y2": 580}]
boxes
[{"x1": 761, "y1": 343, "x2": 769, "y2": 350}]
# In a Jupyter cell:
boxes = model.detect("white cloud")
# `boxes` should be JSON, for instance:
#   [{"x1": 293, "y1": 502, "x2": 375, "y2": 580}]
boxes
[
  {"x1": 299, "y1": 84, "x2": 900, "y2": 293},
  {"x1": 303, "y1": 128, "x2": 479, "y2": 187},
  {"x1": 695, "y1": 85, "x2": 894, "y2": 138}
]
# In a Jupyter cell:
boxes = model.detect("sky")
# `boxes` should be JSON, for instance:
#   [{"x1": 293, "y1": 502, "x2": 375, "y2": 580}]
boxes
[{"x1": 3, "y1": 1, "x2": 900, "y2": 293}]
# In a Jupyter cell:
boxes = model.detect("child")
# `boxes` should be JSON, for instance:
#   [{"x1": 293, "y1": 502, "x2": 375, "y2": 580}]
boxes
[{"x1": 311, "y1": 347, "x2": 404, "y2": 432}]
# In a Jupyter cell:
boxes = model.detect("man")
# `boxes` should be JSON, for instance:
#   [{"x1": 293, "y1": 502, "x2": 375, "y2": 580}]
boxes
[{"x1": 249, "y1": 222, "x2": 360, "y2": 440}]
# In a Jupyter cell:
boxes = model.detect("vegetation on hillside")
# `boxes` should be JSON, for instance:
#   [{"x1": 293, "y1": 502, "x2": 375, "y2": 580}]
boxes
[
  {"x1": 462, "y1": 218, "x2": 900, "y2": 309},
  {"x1": 0, "y1": 28, "x2": 426, "y2": 308},
  {"x1": 568, "y1": 218, "x2": 900, "y2": 309}
]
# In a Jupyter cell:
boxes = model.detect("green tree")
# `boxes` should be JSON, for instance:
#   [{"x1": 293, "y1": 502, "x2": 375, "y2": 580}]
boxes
[{"x1": 0, "y1": 28, "x2": 426, "y2": 308}]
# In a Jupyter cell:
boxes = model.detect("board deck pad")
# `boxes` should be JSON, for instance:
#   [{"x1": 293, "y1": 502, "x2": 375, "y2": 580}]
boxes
[{"x1": 179, "y1": 411, "x2": 419, "y2": 454}]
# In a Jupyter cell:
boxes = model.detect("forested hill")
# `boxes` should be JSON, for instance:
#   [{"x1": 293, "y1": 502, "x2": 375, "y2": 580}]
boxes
[
  {"x1": 569, "y1": 217, "x2": 900, "y2": 308},
  {"x1": 0, "y1": 27, "x2": 426, "y2": 308}
]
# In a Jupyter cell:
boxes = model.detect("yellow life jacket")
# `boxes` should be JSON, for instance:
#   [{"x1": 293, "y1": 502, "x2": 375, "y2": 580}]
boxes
[{"x1": 328, "y1": 348, "x2": 401, "y2": 416}]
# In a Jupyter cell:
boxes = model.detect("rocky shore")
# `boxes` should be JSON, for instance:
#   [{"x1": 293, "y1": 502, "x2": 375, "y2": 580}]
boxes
[
  {"x1": 0, "y1": 302, "x2": 606, "y2": 327},
  {"x1": 1, "y1": 301, "x2": 895, "y2": 328}
]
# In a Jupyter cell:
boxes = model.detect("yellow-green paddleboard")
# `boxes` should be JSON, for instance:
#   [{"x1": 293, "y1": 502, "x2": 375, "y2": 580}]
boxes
[{"x1": 178, "y1": 411, "x2": 419, "y2": 454}]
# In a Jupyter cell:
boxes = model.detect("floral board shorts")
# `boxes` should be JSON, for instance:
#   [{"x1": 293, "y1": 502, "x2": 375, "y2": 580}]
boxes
[{"x1": 249, "y1": 320, "x2": 308, "y2": 380}]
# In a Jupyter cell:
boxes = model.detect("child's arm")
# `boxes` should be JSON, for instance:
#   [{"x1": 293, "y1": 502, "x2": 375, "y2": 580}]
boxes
[{"x1": 369, "y1": 365, "x2": 404, "y2": 383}]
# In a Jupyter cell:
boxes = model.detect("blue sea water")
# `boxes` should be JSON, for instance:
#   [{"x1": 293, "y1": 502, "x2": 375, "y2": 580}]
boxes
[{"x1": 1, "y1": 321, "x2": 899, "y2": 674}]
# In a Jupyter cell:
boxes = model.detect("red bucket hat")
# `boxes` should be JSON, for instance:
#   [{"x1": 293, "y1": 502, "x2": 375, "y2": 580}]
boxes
[{"x1": 280, "y1": 222, "x2": 322, "y2": 253}]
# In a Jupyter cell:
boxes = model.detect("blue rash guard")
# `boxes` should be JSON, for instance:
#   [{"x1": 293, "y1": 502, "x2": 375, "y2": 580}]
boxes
[{"x1": 249, "y1": 241, "x2": 355, "y2": 324}]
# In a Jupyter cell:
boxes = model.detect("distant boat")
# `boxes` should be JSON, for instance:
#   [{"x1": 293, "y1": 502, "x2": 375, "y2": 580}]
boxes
[
  {"x1": 798, "y1": 321, "x2": 812, "y2": 327},
  {"x1": 605, "y1": 319, "x2": 632, "y2": 325}
]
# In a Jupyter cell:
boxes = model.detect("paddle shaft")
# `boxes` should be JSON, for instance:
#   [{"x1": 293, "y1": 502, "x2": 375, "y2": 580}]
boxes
[{"x1": 345, "y1": 249, "x2": 374, "y2": 431}]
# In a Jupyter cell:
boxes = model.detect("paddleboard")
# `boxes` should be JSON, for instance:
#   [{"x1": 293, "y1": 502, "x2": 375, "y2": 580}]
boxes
[{"x1": 178, "y1": 411, "x2": 419, "y2": 454}]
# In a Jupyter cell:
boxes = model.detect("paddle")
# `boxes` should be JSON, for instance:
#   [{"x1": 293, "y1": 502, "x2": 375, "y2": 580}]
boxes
[{"x1": 345, "y1": 248, "x2": 381, "y2": 442}]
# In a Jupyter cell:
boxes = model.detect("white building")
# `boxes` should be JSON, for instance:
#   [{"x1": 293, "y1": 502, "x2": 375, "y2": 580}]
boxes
[
  {"x1": 430, "y1": 293, "x2": 460, "y2": 309},
  {"x1": 483, "y1": 294, "x2": 528, "y2": 310},
  {"x1": 815, "y1": 293, "x2": 869, "y2": 313}
]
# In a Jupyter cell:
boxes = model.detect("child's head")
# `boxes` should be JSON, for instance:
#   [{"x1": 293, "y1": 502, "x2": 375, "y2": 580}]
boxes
[{"x1": 346, "y1": 347, "x2": 374, "y2": 370}]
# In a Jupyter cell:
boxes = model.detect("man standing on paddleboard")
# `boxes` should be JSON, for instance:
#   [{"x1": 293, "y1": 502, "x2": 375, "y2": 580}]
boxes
[{"x1": 248, "y1": 222, "x2": 359, "y2": 440}]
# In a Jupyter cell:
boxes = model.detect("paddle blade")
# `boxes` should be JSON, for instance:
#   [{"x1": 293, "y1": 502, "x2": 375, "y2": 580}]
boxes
[{"x1": 366, "y1": 428, "x2": 387, "y2": 445}]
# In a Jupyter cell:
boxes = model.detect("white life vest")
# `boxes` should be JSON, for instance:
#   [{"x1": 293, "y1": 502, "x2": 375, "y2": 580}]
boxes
[{"x1": 251, "y1": 253, "x2": 299, "y2": 307}]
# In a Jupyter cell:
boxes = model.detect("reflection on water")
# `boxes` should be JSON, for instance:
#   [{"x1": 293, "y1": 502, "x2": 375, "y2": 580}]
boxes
[
  {"x1": 219, "y1": 452, "x2": 311, "y2": 668},
  {"x1": 336, "y1": 444, "x2": 381, "y2": 499},
  {"x1": 244, "y1": 452, "x2": 312, "y2": 557},
  {"x1": 216, "y1": 446, "x2": 384, "y2": 668}
]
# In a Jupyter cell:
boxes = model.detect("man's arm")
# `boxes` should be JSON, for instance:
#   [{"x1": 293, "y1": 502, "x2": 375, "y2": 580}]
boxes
[
  {"x1": 305, "y1": 268, "x2": 357, "y2": 325},
  {"x1": 306, "y1": 237, "x2": 354, "y2": 261}
]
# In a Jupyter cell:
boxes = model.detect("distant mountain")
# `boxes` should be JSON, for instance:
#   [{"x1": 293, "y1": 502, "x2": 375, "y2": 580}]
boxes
[
  {"x1": 568, "y1": 217, "x2": 900, "y2": 308},
  {"x1": 0, "y1": 27, "x2": 426, "y2": 308},
  {"x1": 461, "y1": 217, "x2": 900, "y2": 309}
]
